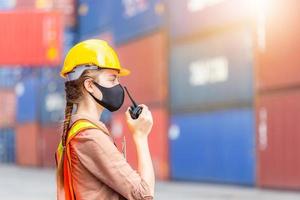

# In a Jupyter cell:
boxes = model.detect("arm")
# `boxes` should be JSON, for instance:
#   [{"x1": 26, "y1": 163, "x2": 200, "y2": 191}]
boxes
[
  {"x1": 125, "y1": 104, "x2": 155, "y2": 196},
  {"x1": 134, "y1": 137, "x2": 155, "y2": 196}
]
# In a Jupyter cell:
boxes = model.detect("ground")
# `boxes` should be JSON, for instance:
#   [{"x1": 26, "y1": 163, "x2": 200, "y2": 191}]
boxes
[{"x1": 0, "y1": 164, "x2": 300, "y2": 200}]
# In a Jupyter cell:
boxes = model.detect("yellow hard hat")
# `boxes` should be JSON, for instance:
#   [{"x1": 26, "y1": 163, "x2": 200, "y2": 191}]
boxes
[{"x1": 60, "y1": 39, "x2": 130, "y2": 79}]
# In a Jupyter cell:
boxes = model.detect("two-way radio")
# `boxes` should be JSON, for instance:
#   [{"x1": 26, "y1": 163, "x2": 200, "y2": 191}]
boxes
[{"x1": 124, "y1": 86, "x2": 143, "y2": 119}]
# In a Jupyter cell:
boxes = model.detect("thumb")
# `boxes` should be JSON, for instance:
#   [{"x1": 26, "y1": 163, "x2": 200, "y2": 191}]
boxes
[{"x1": 125, "y1": 107, "x2": 131, "y2": 120}]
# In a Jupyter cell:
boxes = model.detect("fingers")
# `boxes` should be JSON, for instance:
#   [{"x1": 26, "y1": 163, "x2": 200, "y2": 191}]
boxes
[{"x1": 125, "y1": 107, "x2": 131, "y2": 120}]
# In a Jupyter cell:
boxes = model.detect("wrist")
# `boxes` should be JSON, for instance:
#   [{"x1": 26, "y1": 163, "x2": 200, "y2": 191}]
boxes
[{"x1": 133, "y1": 134, "x2": 148, "y2": 144}]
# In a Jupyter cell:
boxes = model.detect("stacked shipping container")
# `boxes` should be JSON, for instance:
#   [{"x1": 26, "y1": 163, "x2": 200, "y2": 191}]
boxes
[
  {"x1": 256, "y1": 0, "x2": 300, "y2": 189},
  {"x1": 0, "y1": 0, "x2": 75, "y2": 167},
  {"x1": 168, "y1": 0, "x2": 256, "y2": 185}
]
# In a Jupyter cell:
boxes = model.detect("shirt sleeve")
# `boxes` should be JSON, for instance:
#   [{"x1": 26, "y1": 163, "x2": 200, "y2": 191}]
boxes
[{"x1": 70, "y1": 129, "x2": 153, "y2": 200}]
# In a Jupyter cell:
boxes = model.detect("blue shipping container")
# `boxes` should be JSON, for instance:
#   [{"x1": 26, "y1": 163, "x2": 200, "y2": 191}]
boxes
[
  {"x1": 78, "y1": 0, "x2": 114, "y2": 38},
  {"x1": 0, "y1": 67, "x2": 23, "y2": 88},
  {"x1": 64, "y1": 29, "x2": 76, "y2": 56},
  {"x1": 39, "y1": 68, "x2": 65, "y2": 124},
  {"x1": 0, "y1": 128, "x2": 15, "y2": 163},
  {"x1": 169, "y1": 0, "x2": 255, "y2": 39},
  {"x1": 169, "y1": 27, "x2": 254, "y2": 113},
  {"x1": 16, "y1": 75, "x2": 40, "y2": 123},
  {"x1": 169, "y1": 108, "x2": 255, "y2": 185},
  {"x1": 113, "y1": 0, "x2": 166, "y2": 44}
]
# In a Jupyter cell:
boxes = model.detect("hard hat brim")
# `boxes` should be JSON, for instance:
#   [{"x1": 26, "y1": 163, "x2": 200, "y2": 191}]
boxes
[
  {"x1": 61, "y1": 66, "x2": 131, "y2": 79},
  {"x1": 118, "y1": 67, "x2": 130, "y2": 76}
]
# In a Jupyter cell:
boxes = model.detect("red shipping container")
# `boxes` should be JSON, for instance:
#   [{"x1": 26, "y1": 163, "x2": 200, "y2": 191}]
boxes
[
  {"x1": 40, "y1": 124, "x2": 61, "y2": 167},
  {"x1": 256, "y1": 90, "x2": 300, "y2": 189},
  {"x1": 111, "y1": 107, "x2": 169, "y2": 180},
  {"x1": 16, "y1": 122, "x2": 42, "y2": 166},
  {"x1": 0, "y1": 90, "x2": 16, "y2": 128},
  {"x1": 0, "y1": 11, "x2": 63, "y2": 66},
  {"x1": 256, "y1": 0, "x2": 300, "y2": 91},
  {"x1": 16, "y1": 0, "x2": 76, "y2": 28},
  {"x1": 116, "y1": 32, "x2": 168, "y2": 108}
]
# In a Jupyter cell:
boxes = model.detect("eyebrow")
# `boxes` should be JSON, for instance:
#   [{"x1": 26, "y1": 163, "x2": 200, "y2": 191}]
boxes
[{"x1": 109, "y1": 74, "x2": 118, "y2": 78}]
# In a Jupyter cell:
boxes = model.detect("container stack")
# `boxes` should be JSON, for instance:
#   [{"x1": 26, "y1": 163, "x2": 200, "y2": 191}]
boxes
[
  {"x1": 168, "y1": 0, "x2": 256, "y2": 185},
  {"x1": 0, "y1": 0, "x2": 76, "y2": 167},
  {"x1": 256, "y1": 0, "x2": 300, "y2": 190},
  {"x1": 110, "y1": 0, "x2": 169, "y2": 180}
]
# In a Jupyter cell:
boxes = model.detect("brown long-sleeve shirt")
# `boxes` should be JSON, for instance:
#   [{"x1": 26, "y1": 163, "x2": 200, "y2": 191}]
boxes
[{"x1": 57, "y1": 113, "x2": 153, "y2": 200}]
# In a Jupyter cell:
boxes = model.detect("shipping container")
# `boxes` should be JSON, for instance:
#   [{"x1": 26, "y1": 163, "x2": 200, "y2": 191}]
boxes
[
  {"x1": 39, "y1": 68, "x2": 65, "y2": 124},
  {"x1": 0, "y1": 0, "x2": 16, "y2": 10},
  {"x1": 0, "y1": 67, "x2": 23, "y2": 88},
  {"x1": 16, "y1": 122, "x2": 41, "y2": 166},
  {"x1": 169, "y1": 27, "x2": 254, "y2": 113},
  {"x1": 169, "y1": 108, "x2": 255, "y2": 185},
  {"x1": 0, "y1": 128, "x2": 15, "y2": 163},
  {"x1": 64, "y1": 29, "x2": 76, "y2": 56},
  {"x1": 40, "y1": 124, "x2": 61, "y2": 167},
  {"x1": 111, "y1": 107, "x2": 169, "y2": 180},
  {"x1": 16, "y1": 0, "x2": 53, "y2": 9},
  {"x1": 256, "y1": 0, "x2": 300, "y2": 91},
  {"x1": 256, "y1": 89, "x2": 300, "y2": 189},
  {"x1": 0, "y1": 90, "x2": 16, "y2": 128},
  {"x1": 168, "y1": 0, "x2": 256, "y2": 39},
  {"x1": 16, "y1": 0, "x2": 76, "y2": 28},
  {"x1": 79, "y1": 31, "x2": 114, "y2": 46},
  {"x1": 113, "y1": 0, "x2": 166, "y2": 44},
  {"x1": 116, "y1": 32, "x2": 168, "y2": 108},
  {"x1": 16, "y1": 76, "x2": 40, "y2": 123},
  {"x1": 0, "y1": 11, "x2": 63, "y2": 66},
  {"x1": 78, "y1": 0, "x2": 113, "y2": 38}
]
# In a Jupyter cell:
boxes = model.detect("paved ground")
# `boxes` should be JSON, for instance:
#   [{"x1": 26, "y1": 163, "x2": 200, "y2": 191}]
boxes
[{"x1": 1, "y1": 164, "x2": 300, "y2": 200}]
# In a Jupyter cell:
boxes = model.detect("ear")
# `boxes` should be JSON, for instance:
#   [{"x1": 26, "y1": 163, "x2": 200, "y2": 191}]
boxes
[{"x1": 83, "y1": 78, "x2": 94, "y2": 93}]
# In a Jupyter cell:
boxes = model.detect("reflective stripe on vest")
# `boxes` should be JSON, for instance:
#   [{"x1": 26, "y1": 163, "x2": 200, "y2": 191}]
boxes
[{"x1": 55, "y1": 119, "x2": 99, "y2": 200}]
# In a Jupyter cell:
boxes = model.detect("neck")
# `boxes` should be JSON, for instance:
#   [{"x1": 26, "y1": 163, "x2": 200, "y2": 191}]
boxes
[{"x1": 75, "y1": 97, "x2": 104, "y2": 121}]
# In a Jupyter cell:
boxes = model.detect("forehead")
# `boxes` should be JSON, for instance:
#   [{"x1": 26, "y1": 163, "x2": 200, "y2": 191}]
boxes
[{"x1": 98, "y1": 68, "x2": 119, "y2": 77}]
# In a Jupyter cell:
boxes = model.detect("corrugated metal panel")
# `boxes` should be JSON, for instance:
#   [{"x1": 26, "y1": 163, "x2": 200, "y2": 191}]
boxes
[
  {"x1": 0, "y1": 90, "x2": 16, "y2": 128},
  {"x1": 169, "y1": 108, "x2": 255, "y2": 185},
  {"x1": 169, "y1": 27, "x2": 254, "y2": 113},
  {"x1": 39, "y1": 68, "x2": 65, "y2": 124},
  {"x1": 256, "y1": 90, "x2": 300, "y2": 189},
  {"x1": 53, "y1": 0, "x2": 77, "y2": 28},
  {"x1": 0, "y1": 128, "x2": 15, "y2": 163},
  {"x1": 111, "y1": 107, "x2": 169, "y2": 180},
  {"x1": 16, "y1": 123, "x2": 41, "y2": 166},
  {"x1": 79, "y1": 31, "x2": 114, "y2": 46},
  {"x1": 63, "y1": 29, "x2": 76, "y2": 56},
  {"x1": 40, "y1": 124, "x2": 61, "y2": 167},
  {"x1": 116, "y1": 32, "x2": 168, "y2": 108},
  {"x1": 169, "y1": 0, "x2": 255, "y2": 39},
  {"x1": 0, "y1": 11, "x2": 63, "y2": 66},
  {"x1": 0, "y1": 68, "x2": 23, "y2": 88},
  {"x1": 16, "y1": 0, "x2": 54, "y2": 9},
  {"x1": 256, "y1": 0, "x2": 300, "y2": 91},
  {"x1": 78, "y1": 0, "x2": 113, "y2": 37},
  {"x1": 16, "y1": 0, "x2": 76, "y2": 28},
  {"x1": 0, "y1": 0, "x2": 16, "y2": 10},
  {"x1": 16, "y1": 76, "x2": 40, "y2": 123},
  {"x1": 113, "y1": 0, "x2": 166, "y2": 44}
]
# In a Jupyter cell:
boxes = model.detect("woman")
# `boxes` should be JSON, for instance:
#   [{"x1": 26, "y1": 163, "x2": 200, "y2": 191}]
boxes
[{"x1": 55, "y1": 39, "x2": 155, "y2": 200}]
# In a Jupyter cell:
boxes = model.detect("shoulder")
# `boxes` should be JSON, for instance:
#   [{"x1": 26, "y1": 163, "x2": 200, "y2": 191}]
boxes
[{"x1": 70, "y1": 127, "x2": 116, "y2": 153}]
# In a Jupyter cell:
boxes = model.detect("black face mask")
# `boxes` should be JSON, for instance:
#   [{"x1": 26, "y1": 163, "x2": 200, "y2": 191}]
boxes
[{"x1": 89, "y1": 81, "x2": 125, "y2": 112}]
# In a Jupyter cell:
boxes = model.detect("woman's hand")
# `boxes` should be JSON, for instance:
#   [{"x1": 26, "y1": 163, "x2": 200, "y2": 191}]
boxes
[{"x1": 125, "y1": 104, "x2": 153, "y2": 140}]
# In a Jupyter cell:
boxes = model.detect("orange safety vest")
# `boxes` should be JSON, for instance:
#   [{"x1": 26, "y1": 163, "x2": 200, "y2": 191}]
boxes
[{"x1": 55, "y1": 119, "x2": 100, "y2": 200}]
